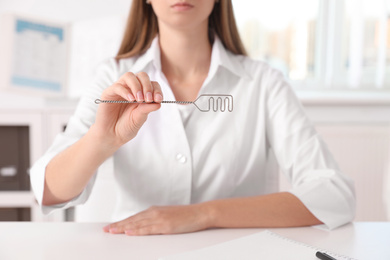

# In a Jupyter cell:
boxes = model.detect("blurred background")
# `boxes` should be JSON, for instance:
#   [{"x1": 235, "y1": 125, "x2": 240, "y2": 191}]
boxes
[
  {"x1": 236, "y1": 0, "x2": 390, "y2": 89},
  {"x1": 0, "y1": 0, "x2": 389, "y2": 224}
]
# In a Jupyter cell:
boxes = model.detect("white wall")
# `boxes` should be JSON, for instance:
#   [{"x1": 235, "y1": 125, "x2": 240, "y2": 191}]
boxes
[
  {"x1": 0, "y1": 0, "x2": 131, "y2": 22},
  {"x1": 0, "y1": 0, "x2": 132, "y2": 99}
]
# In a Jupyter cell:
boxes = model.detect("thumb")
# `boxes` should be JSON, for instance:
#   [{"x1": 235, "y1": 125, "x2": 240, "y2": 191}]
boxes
[{"x1": 131, "y1": 103, "x2": 161, "y2": 128}]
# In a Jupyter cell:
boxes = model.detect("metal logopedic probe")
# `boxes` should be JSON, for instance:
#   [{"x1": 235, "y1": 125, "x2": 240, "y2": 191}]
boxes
[{"x1": 95, "y1": 94, "x2": 233, "y2": 112}]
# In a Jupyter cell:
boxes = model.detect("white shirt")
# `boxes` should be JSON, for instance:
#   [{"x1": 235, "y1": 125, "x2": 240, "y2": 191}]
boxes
[
  {"x1": 30, "y1": 37, "x2": 355, "y2": 229},
  {"x1": 177, "y1": 103, "x2": 195, "y2": 128}
]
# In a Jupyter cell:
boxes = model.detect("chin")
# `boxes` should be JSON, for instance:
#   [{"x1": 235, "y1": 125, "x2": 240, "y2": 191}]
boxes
[{"x1": 161, "y1": 15, "x2": 208, "y2": 31}]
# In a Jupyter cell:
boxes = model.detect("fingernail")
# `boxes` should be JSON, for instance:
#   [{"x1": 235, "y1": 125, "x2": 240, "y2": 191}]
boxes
[
  {"x1": 136, "y1": 91, "x2": 144, "y2": 102},
  {"x1": 128, "y1": 94, "x2": 135, "y2": 102},
  {"x1": 146, "y1": 92, "x2": 153, "y2": 102},
  {"x1": 103, "y1": 225, "x2": 110, "y2": 232},
  {"x1": 155, "y1": 94, "x2": 163, "y2": 102},
  {"x1": 125, "y1": 230, "x2": 133, "y2": 235}
]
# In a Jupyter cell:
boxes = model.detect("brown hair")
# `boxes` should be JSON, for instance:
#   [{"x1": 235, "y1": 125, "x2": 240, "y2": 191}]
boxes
[{"x1": 115, "y1": 0, "x2": 247, "y2": 60}]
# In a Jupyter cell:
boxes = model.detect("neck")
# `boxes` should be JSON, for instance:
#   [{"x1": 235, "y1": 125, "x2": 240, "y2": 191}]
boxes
[{"x1": 158, "y1": 23, "x2": 212, "y2": 81}]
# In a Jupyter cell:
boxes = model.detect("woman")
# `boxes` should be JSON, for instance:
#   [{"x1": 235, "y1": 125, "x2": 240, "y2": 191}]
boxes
[{"x1": 30, "y1": 0, "x2": 355, "y2": 235}]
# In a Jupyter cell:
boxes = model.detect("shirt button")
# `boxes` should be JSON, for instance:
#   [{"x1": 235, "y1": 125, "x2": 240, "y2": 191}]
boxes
[{"x1": 176, "y1": 153, "x2": 187, "y2": 164}]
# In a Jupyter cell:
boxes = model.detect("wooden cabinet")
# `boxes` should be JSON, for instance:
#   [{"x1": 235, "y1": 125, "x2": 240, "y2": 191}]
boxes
[
  {"x1": 0, "y1": 208, "x2": 30, "y2": 221},
  {"x1": 0, "y1": 126, "x2": 30, "y2": 191},
  {"x1": 0, "y1": 105, "x2": 73, "y2": 222}
]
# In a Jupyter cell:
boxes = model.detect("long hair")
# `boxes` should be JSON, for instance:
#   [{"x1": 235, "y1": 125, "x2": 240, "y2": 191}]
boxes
[{"x1": 115, "y1": 0, "x2": 247, "y2": 60}]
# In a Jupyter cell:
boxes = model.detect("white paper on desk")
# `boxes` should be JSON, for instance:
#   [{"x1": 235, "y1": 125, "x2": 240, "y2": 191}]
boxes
[{"x1": 159, "y1": 230, "x2": 347, "y2": 260}]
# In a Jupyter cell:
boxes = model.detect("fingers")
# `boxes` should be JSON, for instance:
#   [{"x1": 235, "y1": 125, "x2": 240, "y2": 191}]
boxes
[
  {"x1": 118, "y1": 72, "x2": 143, "y2": 102},
  {"x1": 104, "y1": 219, "x2": 149, "y2": 234},
  {"x1": 103, "y1": 209, "x2": 150, "y2": 234},
  {"x1": 152, "y1": 81, "x2": 163, "y2": 103},
  {"x1": 136, "y1": 72, "x2": 153, "y2": 103},
  {"x1": 104, "y1": 218, "x2": 161, "y2": 236},
  {"x1": 105, "y1": 220, "x2": 165, "y2": 236},
  {"x1": 125, "y1": 225, "x2": 160, "y2": 236},
  {"x1": 103, "y1": 213, "x2": 143, "y2": 233},
  {"x1": 117, "y1": 72, "x2": 163, "y2": 103},
  {"x1": 102, "y1": 81, "x2": 134, "y2": 102},
  {"x1": 135, "y1": 81, "x2": 163, "y2": 115},
  {"x1": 123, "y1": 219, "x2": 158, "y2": 236},
  {"x1": 103, "y1": 206, "x2": 167, "y2": 236}
]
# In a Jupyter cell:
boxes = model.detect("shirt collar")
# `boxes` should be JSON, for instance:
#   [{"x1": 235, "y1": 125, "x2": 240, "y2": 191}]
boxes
[
  {"x1": 210, "y1": 37, "x2": 250, "y2": 79},
  {"x1": 130, "y1": 37, "x2": 161, "y2": 73},
  {"x1": 130, "y1": 36, "x2": 250, "y2": 79}
]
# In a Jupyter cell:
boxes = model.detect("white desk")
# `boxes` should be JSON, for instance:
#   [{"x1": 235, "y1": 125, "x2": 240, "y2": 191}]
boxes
[{"x1": 0, "y1": 222, "x2": 388, "y2": 260}]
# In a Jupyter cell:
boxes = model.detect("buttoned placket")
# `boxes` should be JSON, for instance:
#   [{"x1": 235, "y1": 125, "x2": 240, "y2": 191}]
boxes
[
  {"x1": 157, "y1": 56, "x2": 224, "y2": 206},
  {"x1": 154, "y1": 69, "x2": 193, "y2": 206}
]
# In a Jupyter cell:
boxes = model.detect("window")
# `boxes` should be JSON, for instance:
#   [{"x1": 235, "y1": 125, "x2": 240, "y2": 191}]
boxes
[
  {"x1": 343, "y1": 0, "x2": 390, "y2": 88},
  {"x1": 232, "y1": 0, "x2": 390, "y2": 90}
]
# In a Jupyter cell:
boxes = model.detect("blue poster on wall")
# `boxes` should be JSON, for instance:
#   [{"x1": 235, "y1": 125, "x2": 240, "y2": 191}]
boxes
[{"x1": 10, "y1": 18, "x2": 67, "y2": 93}]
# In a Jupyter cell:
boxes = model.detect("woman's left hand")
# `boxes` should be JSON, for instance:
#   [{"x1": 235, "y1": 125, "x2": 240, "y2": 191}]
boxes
[{"x1": 103, "y1": 204, "x2": 213, "y2": 236}]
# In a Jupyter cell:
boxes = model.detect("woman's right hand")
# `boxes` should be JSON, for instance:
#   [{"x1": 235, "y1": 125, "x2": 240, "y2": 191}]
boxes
[{"x1": 92, "y1": 71, "x2": 163, "y2": 149}]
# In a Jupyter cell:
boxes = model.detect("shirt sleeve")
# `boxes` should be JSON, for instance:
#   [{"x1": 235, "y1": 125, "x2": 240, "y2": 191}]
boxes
[
  {"x1": 29, "y1": 58, "x2": 118, "y2": 215},
  {"x1": 264, "y1": 68, "x2": 356, "y2": 229}
]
